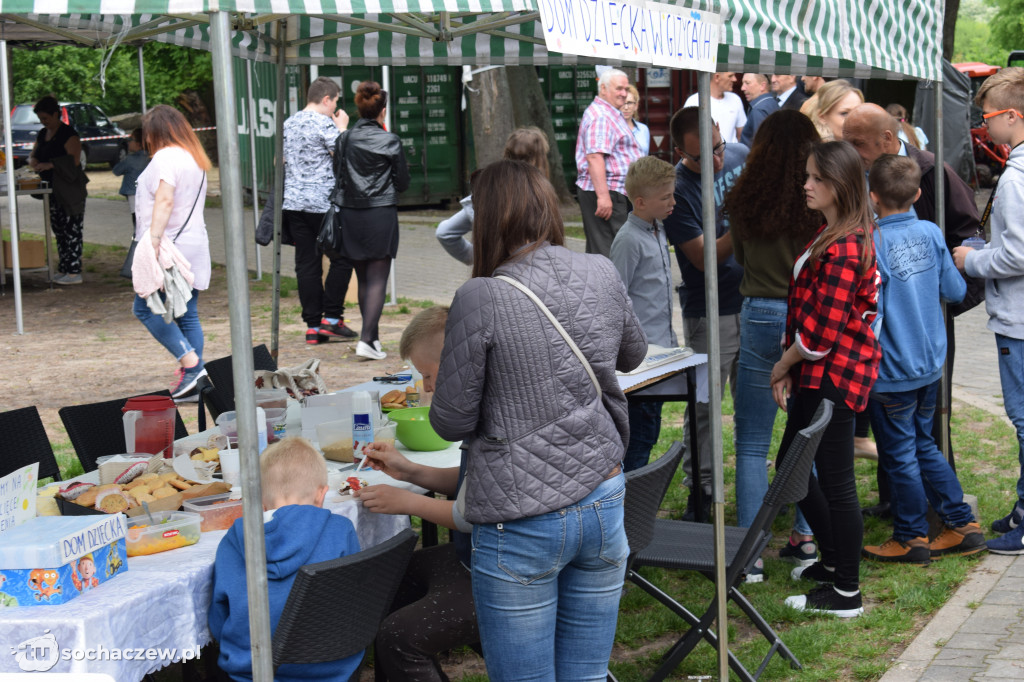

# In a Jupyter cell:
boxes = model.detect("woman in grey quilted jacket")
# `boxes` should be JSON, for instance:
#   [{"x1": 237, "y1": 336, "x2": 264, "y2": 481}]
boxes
[{"x1": 430, "y1": 159, "x2": 647, "y2": 680}]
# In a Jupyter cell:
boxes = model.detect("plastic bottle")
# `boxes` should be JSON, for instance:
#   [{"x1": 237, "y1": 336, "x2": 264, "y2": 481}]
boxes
[
  {"x1": 352, "y1": 391, "x2": 375, "y2": 453},
  {"x1": 962, "y1": 235, "x2": 986, "y2": 250},
  {"x1": 256, "y1": 407, "x2": 269, "y2": 454}
]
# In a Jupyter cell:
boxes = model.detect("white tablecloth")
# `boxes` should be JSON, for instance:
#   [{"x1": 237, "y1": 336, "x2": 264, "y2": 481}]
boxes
[{"x1": 0, "y1": 391, "x2": 462, "y2": 680}]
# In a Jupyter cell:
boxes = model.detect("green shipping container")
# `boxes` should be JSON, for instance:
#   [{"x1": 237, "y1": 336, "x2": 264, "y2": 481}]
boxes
[{"x1": 233, "y1": 57, "x2": 302, "y2": 198}]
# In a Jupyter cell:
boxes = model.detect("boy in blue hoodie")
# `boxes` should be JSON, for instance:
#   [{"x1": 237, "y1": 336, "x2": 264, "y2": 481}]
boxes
[
  {"x1": 861, "y1": 155, "x2": 985, "y2": 565},
  {"x1": 954, "y1": 67, "x2": 1024, "y2": 555},
  {"x1": 209, "y1": 437, "x2": 361, "y2": 681}
]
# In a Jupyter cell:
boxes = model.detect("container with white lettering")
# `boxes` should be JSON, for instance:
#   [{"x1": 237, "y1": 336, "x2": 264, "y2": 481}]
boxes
[{"x1": 0, "y1": 514, "x2": 128, "y2": 606}]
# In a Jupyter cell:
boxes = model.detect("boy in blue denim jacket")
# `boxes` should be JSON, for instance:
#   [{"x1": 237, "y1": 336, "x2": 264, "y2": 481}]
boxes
[
  {"x1": 111, "y1": 128, "x2": 149, "y2": 231},
  {"x1": 861, "y1": 154, "x2": 984, "y2": 565}
]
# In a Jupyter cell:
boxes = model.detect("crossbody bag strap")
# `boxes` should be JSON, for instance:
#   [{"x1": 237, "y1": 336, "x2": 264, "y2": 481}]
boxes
[
  {"x1": 172, "y1": 171, "x2": 206, "y2": 243},
  {"x1": 494, "y1": 274, "x2": 602, "y2": 398}
]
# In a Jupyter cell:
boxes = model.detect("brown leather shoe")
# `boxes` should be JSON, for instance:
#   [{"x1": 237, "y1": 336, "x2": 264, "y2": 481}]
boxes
[
  {"x1": 862, "y1": 536, "x2": 931, "y2": 564},
  {"x1": 931, "y1": 522, "x2": 988, "y2": 558}
]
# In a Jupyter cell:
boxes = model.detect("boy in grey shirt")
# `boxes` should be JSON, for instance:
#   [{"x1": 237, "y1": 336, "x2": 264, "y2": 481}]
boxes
[{"x1": 611, "y1": 156, "x2": 678, "y2": 471}]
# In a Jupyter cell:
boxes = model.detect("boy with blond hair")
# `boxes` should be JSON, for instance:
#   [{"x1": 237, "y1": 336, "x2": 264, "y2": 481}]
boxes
[
  {"x1": 610, "y1": 155, "x2": 677, "y2": 471},
  {"x1": 861, "y1": 155, "x2": 983, "y2": 565},
  {"x1": 209, "y1": 437, "x2": 361, "y2": 681},
  {"x1": 954, "y1": 67, "x2": 1024, "y2": 554}
]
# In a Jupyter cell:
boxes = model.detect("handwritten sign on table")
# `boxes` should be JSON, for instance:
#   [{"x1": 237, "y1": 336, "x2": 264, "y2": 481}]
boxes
[
  {"x1": 0, "y1": 463, "x2": 39, "y2": 535},
  {"x1": 537, "y1": 0, "x2": 721, "y2": 71}
]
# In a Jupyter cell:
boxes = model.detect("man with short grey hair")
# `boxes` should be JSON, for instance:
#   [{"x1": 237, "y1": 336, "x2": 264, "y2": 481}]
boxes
[{"x1": 575, "y1": 68, "x2": 643, "y2": 256}]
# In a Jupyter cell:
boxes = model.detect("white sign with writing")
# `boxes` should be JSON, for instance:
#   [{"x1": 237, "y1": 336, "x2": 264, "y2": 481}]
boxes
[
  {"x1": 537, "y1": 0, "x2": 720, "y2": 71},
  {"x1": 0, "y1": 463, "x2": 39, "y2": 535}
]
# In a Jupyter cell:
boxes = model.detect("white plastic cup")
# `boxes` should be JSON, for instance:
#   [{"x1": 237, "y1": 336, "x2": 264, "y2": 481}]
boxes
[{"x1": 220, "y1": 448, "x2": 241, "y2": 487}]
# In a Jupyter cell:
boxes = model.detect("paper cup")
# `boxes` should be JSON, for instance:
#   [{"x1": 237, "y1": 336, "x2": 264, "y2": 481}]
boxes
[{"x1": 219, "y1": 448, "x2": 241, "y2": 487}]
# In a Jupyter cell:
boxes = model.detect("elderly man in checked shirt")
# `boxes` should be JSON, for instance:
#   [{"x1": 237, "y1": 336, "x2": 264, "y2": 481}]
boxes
[{"x1": 575, "y1": 68, "x2": 643, "y2": 256}]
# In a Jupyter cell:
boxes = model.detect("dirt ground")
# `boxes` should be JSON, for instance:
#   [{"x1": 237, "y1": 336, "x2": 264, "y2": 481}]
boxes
[{"x1": 0, "y1": 229, "x2": 426, "y2": 448}]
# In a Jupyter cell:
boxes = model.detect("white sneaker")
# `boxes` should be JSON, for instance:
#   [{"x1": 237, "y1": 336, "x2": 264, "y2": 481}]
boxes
[
  {"x1": 356, "y1": 340, "x2": 386, "y2": 360},
  {"x1": 373, "y1": 340, "x2": 382, "y2": 352}
]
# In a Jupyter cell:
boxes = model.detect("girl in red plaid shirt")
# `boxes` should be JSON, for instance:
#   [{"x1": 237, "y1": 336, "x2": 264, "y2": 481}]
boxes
[{"x1": 769, "y1": 141, "x2": 881, "y2": 618}]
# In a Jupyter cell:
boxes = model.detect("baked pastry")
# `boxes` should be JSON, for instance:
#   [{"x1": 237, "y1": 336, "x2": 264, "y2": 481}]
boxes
[
  {"x1": 95, "y1": 489, "x2": 130, "y2": 513},
  {"x1": 152, "y1": 486, "x2": 177, "y2": 500}
]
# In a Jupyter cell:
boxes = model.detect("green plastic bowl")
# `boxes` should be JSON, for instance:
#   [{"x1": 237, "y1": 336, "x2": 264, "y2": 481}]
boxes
[{"x1": 388, "y1": 406, "x2": 453, "y2": 451}]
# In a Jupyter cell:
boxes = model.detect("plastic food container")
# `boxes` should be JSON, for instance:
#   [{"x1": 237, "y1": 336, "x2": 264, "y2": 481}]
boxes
[
  {"x1": 125, "y1": 511, "x2": 201, "y2": 556},
  {"x1": 255, "y1": 389, "x2": 289, "y2": 411},
  {"x1": 317, "y1": 419, "x2": 354, "y2": 462},
  {"x1": 183, "y1": 493, "x2": 244, "y2": 532}
]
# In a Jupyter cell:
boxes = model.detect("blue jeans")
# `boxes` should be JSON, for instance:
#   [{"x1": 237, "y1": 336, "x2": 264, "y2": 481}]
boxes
[
  {"x1": 996, "y1": 334, "x2": 1024, "y2": 506},
  {"x1": 623, "y1": 401, "x2": 663, "y2": 472},
  {"x1": 868, "y1": 381, "x2": 974, "y2": 539},
  {"x1": 133, "y1": 290, "x2": 204, "y2": 362},
  {"x1": 734, "y1": 298, "x2": 813, "y2": 534},
  {"x1": 471, "y1": 474, "x2": 628, "y2": 681}
]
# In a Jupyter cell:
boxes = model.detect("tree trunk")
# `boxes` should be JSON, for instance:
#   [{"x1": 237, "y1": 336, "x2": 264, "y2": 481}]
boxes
[
  {"x1": 467, "y1": 67, "x2": 515, "y2": 170},
  {"x1": 944, "y1": 0, "x2": 960, "y2": 61},
  {"x1": 505, "y1": 66, "x2": 572, "y2": 202}
]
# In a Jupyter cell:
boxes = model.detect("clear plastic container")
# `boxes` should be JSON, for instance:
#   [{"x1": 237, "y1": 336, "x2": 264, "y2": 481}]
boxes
[
  {"x1": 255, "y1": 389, "x2": 289, "y2": 411},
  {"x1": 125, "y1": 511, "x2": 201, "y2": 556},
  {"x1": 317, "y1": 419, "x2": 354, "y2": 462},
  {"x1": 183, "y1": 493, "x2": 244, "y2": 532}
]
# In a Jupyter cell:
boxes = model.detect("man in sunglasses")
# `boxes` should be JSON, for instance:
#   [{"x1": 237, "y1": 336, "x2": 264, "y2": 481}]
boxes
[{"x1": 664, "y1": 106, "x2": 748, "y2": 521}]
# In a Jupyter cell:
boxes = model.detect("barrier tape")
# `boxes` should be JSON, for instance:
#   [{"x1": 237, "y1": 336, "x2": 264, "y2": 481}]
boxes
[{"x1": 9, "y1": 125, "x2": 218, "y2": 148}]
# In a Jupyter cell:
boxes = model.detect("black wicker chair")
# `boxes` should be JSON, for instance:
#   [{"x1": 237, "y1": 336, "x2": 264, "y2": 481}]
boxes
[
  {"x1": 273, "y1": 528, "x2": 418, "y2": 677},
  {"x1": 629, "y1": 400, "x2": 833, "y2": 682},
  {"x1": 0, "y1": 406, "x2": 63, "y2": 481},
  {"x1": 196, "y1": 344, "x2": 278, "y2": 432},
  {"x1": 58, "y1": 390, "x2": 189, "y2": 473}
]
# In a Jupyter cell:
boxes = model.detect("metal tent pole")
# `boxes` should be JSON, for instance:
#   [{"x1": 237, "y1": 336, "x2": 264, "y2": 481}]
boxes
[
  {"x1": 697, "y1": 71, "x2": 728, "y2": 682},
  {"x1": 271, "y1": 19, "x2": 286, "y2": 359},
  {"x1": 210, "y1": 11, "x2": 273, "y2": 681},
  {"x1": 1, "y1": 39, "x2": 22, "y2": 332},
  {"x1": 247, "y1": 59, "x2": 263, "y2": 280},
  {"x1": 934, "y1": 79, "x2": 951, "y2": 461},
  {"x1": 382, "y1": 63, "x2": 398, "y2": 305},
  {"x1": 137, "y1": 45, "x2": 147, "y2": 113}
]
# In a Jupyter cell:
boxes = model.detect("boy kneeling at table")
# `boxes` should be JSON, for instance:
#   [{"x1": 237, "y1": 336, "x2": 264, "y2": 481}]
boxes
[
  {"x1": 209, "y1": 437, "x2": 362, "y2": 681},
  {"x1": 355, "y1": 305, "x2": 481, "y2": 681}
]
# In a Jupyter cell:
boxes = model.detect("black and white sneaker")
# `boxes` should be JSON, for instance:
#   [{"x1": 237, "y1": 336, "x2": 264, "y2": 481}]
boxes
[
  {"x1": 785, "y1": 585, "x2": 863, "y2": 618},
  {"x1": 779, "y1": 538, "x2": 818, "y2": 567},
  {"x1": 992, "y1": 502, "x2": 1024, "y2": 534},
  {"x1": 791, "y1": 561, "x2": 836, "y2": 584}
]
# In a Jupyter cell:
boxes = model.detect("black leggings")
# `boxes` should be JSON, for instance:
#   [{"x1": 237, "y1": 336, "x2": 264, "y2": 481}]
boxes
[
  {"x1": 375, "y1": 544, "x2": 478, "y2": 682},
  {"x1": 354, "y1": 258, "x2": 391, "y2": 345},
  {"x1": 776, "y1": 376, "x2": 862, "y2": 592}
]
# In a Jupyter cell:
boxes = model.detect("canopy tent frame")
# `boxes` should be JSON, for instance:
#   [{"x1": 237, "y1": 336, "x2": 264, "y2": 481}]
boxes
[{"x1": 0, "y1": 3, "x2": 945, "y2": 679}]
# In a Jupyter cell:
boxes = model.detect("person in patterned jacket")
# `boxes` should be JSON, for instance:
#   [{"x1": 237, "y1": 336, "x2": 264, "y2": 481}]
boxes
[{"x1": 769, "y1": 140, "x2": 881, "y2": 618}]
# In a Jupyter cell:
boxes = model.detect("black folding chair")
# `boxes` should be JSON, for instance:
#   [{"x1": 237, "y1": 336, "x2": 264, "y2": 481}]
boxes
[
  {"x1": 58, "y1": 390, "x2": 189, "y2": 473},
  {"x1": 0, "y1": 406, "x2": 63, "y2": 481},
  {"x1": 273, "y1": 528, "x2": 418, "y2": 678},
  {"x1": 196, "y1": 344, "x2": 278, "y2": 431},
  {"x1": 629, "y1": 400, "x2": 833, "y2": 682}
]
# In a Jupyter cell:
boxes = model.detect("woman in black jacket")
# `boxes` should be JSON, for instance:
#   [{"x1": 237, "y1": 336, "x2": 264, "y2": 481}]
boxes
[{"x1": 333, "y1": 80, "x2": 410, "y2": 360}]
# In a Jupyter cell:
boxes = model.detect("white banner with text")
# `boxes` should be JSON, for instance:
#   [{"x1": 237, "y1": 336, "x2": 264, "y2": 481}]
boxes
[{"x1": 537, "y1": 0, "x2": 721, "y2": 71}]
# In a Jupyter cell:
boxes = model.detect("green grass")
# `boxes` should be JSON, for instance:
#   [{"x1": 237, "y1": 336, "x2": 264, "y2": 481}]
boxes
[{"x1": 606, "y1": 397, "x2": 1016, "y2": 681}]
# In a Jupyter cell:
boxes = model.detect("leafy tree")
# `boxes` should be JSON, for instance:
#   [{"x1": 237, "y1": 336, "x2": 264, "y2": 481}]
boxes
[
  {"x1": 954, "y1": 17, "x2": 1009, "y2": 65},
  {"x1": 988, "y1": 0, "x2": 1024, "y2": 54},
  {"x1": 11, "y1": 42, "x2": 212, "y2": 115}
]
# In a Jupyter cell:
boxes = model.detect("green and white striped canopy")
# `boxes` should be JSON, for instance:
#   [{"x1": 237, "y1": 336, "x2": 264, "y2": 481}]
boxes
[{"x1": 0, "y1": 0, "x2": 942, "y2": 80}]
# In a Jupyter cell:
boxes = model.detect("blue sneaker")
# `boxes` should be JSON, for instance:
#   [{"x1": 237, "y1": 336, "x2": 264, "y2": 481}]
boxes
[
  {"x1": 171, "y1": 363, "x2": 208, "y2": 400},
  {"x1": 987, "y1": 524, "x2": 1024, "y2": 555},
  {"x1": 991, "y1": 502, "x2": 1024, "y2": 534}
]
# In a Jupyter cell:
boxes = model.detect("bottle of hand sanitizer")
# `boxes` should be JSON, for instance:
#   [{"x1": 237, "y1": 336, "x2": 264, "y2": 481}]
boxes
[{"x1": 352, "y1": 391, "x2": 375, "y2": 454}]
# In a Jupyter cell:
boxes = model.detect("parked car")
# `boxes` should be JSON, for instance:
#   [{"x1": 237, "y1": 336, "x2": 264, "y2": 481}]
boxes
[{"x1": 9, "y1": 102, "x2": 127, "y2": 169}]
